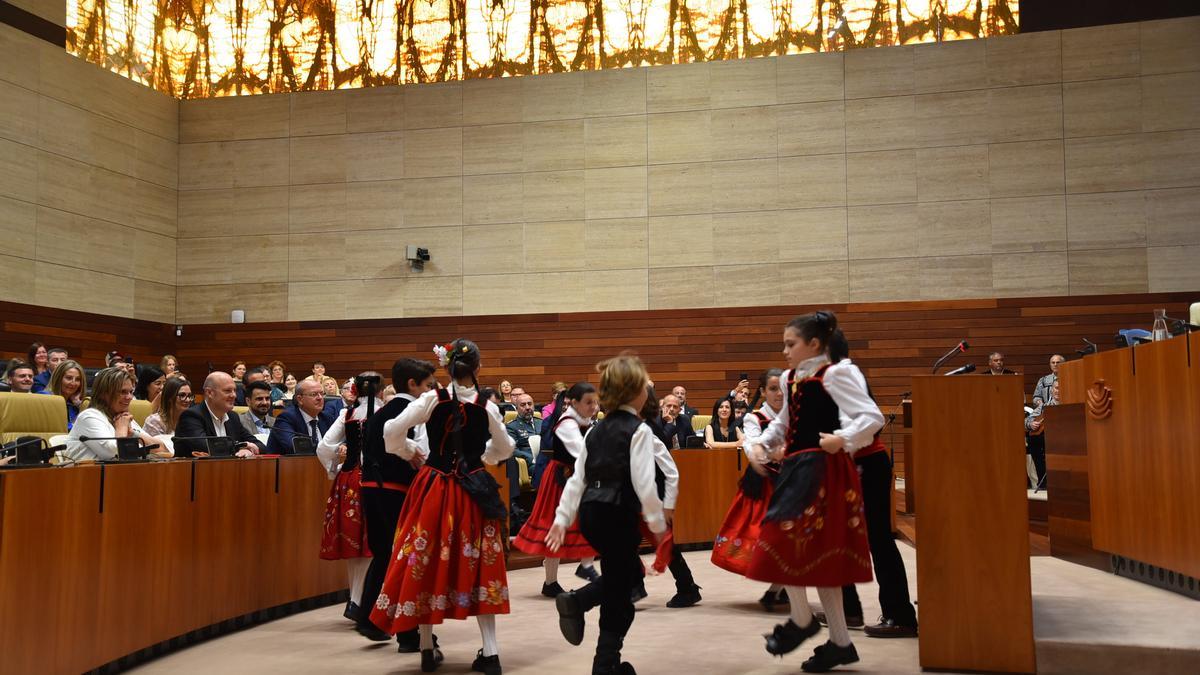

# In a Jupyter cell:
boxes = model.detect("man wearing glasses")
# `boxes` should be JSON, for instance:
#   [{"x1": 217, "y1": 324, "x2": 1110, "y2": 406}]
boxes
[{"x1": 267, "y1": 379, "x2": 336, "y2": 454}]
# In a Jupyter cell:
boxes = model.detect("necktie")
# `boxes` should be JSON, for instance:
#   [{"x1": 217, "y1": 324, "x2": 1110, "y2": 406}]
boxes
[{"x1": 309, "y1": 419, "x2": 320, "y2": 445}]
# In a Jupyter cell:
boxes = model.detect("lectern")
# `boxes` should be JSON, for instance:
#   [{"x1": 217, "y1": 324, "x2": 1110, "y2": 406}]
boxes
[{"x1": 912, "y1": 375, "x2": 1035, "y2": 674}]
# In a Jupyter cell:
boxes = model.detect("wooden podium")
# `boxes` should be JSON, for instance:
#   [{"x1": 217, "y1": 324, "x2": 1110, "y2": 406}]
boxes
[{"x1": 911, "y1": 375, "x2": 1036, "y2": 674}]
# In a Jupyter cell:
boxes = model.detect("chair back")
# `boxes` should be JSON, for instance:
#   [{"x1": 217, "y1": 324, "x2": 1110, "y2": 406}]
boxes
[{"x1": 0, "y1": 392, "x2": 68, "y2": 444}]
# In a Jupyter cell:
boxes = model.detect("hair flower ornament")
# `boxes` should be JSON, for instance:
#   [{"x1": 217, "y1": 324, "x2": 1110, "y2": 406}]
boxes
[{"x1": 433, "y1": 344, "x2": 450, "y2": 367}]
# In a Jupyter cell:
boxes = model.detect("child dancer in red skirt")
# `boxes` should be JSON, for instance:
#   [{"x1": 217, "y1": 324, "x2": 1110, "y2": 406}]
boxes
[
  {"x1": 512, "y1": 382, "x2": 599, "y2": 596},
  {"x1": 371, "y1": 339, "x2": 516, "y2": 674},
  {"x1": 744, "y1": 311, "x2": 884, "y2": 672},
  {"x1": 711, "y1": 368, "x2": 788, "y2": 609},
  {"x1": 317, "y1": 370, "x2": 384, "y2": 621}
]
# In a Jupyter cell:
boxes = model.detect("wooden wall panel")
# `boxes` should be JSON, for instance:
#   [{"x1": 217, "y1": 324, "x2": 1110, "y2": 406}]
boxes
[
  {"x1": 1042, "y1": 403, "x2": 1108, "y2": 571},
  {"x1": 0, "y1": 298, "x2": 176, "y2": 369}
]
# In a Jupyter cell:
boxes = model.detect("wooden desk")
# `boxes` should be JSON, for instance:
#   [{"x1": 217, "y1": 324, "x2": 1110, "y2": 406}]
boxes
[
  {"x1": 1056, "y1": 334, "x2": 1200, "y2": 578},
  {"x1": 0, "y1": 458, "x2": 345, "y2": 674},
  {"x1": 671, "y1": 448, "x2": 742, "y2": 546}
]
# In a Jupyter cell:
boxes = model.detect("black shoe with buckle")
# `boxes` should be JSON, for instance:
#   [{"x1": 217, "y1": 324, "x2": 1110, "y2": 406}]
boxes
[
  {"x1": 764, "y1": 618, "x2": 820, "y2": 656},
  {"x1": 800, "y1": 640, "x2": 859, "y2": 672},
  {"x1": 556, "y1": 590, "x2": 586, "y2": 645},
  {"x1": 421, "y1": 648, "x2": 444, "y2": 672},
  {"x1": 542, "y1": 581, "x2": 567, "y2": 598},
  {"x1": 665, "y1": 586, "x2": 702, "y2": 608},
  {"x1": 575, "y1": 563, "x2": 600, "y2": 582},
  {"x1": 813, "y1": 610, "x2": 865, "y2": 629},
  {"x1": 864, "y1": 617, "x2": 918, "y2": 638},
  {"x1": 471, "y1": 649, "x2": 502, "y2": 675},
  {"x1": 758, "y1": 589, "x2": 788, "y2": 610}
]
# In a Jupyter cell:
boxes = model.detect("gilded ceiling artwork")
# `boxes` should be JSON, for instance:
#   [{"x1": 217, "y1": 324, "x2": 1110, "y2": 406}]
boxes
[{"x1": 66, "y1": 1, "x2": 1019, "y2": 98}]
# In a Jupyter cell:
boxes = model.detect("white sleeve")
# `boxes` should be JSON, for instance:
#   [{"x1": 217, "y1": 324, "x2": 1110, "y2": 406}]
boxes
[
  {"x1": 553, "y1": 437, "x2": 589, "y2": 529},
  {"x1": 651, "y1": 436, "x2": 679, "y2": 510},
  {"x1": 631, "y1": 424, "x2": 666, "y2": 533},
  {"x1": 554, "y1": 417, "x2": 586, "y2": 458},
  {"x1": 384, "y1": 389, "x2": 438, "y2": 458},
  {"x1": 825, "y1": 363, "x2": 886, "y2": 454},
  {"x1": 412, "y1": 422, "x2": 430, "y2": 459},
  {"x1": 482, "y1": 400, "x2": 516, "y2": 465},
  {"x1": 69, "y1": 410, "x2": 118, "y2": 460},
  {"x1": 751, "y1": 370, "x2": 791, "y2": 452},
  {"x1": 741, "y1": 413, "x2": 764, "y2": 459},
  {"x1": 317, "y1": 414, "x2": 347, "y2": 478}
]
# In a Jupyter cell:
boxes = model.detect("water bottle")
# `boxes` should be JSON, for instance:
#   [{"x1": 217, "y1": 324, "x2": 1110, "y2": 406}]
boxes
[{"x1": 1152, "y1": 309, "x2": 1169, "y2": 341}]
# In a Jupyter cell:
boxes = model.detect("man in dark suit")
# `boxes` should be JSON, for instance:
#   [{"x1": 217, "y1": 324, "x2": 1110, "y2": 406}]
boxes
[
  {"x1": 174, "y1": 372, "x2": 266, "y2": 457},
  {"x1": 267, "y1": 379, "x2": 336, "y2": 455},
  {"x1": 658, "y1": 393, "x2": 694, "y2": 449},
  {"x1": 671, "y1": 385, "x2": 699, "y2": 417}
]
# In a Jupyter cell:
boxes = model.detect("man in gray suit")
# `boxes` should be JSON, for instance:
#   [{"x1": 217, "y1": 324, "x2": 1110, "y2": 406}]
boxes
[{"x1": 239, "y1": 380, "x2": 275, "y2": 436}]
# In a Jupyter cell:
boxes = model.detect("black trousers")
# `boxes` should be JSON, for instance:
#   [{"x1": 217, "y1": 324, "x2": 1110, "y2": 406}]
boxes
[
  {"x1": 357, "y1": 486, "x2": 407, "y2": 628},
  {"x1": 841, "y1": 452, "x2": 918, "y2": 627},
  {"x1": 1026, "y1": 434, "x2": 1046, "y2": 487},
  {"x1": 576, "y1": 502, "x2": 643, "y2": 637},
  {"x1": 666, "y1": 544, "x2": 696, "y2": 592}
]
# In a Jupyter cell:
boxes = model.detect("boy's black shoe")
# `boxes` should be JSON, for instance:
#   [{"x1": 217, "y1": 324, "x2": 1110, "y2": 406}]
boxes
[
  {"x1": 665, "y1": 586, "x2": 702, "y2": 608},
  {"x1": 800, "y1": 641, "x2": 859, "y2": 672},
  {"x1": 556, "y1": 591, "x2": 586, "y2": 645},
  {"x1": 542, "y1": 581, "x2": 566, "y2": 598},
  {"x1": 421, "y1": 648, "x2": 444, "y2": 672},
  {"x1": 764, "y1": 618, "x2": 820, "y2": 656},
  {"x1": 575, "y1": 564, "x2": 600, "y2": 582}
]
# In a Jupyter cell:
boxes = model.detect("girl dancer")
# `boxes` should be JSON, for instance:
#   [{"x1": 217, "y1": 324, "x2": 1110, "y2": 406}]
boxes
[
  {"x1": 711, "y1": 368, "x2": 788, "y2": 609},
  {"x1": 744, "y1": 312, "x2": 882, "y2": 673},
  {"x1": 373, "y1": 340, "x2": 515, "y2": 674},
  {"x1": 547, "y1": 354, "x2": 667, "y2": 675},
  {"x1": 316, "y1": 371, "x2": 383, "y2": 622},
  {"x1": 513, "y1": 382, "x2": 600, "y2": 596}
]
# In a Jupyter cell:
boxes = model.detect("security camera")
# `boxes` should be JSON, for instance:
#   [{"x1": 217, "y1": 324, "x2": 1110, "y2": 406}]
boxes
[{"x1": 406, "y1": 245, "x2": 431, "y2": 270}]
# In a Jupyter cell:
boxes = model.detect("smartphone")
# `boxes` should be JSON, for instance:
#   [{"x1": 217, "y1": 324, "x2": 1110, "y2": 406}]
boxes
[{"x1": 739, "y1": 372, "x2": 748, "y2": 381}]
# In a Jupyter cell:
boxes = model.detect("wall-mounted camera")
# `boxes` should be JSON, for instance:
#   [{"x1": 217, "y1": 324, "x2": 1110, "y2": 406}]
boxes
[{"x1": 406, "y1": 245, "x2": 431, "y2": 271}]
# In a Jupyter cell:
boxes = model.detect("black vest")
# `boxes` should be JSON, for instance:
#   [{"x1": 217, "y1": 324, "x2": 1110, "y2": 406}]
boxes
[
  {"x1": 582, "y1": 409, "x2": 642, "y2": 510},
  {"x1": 786, "y1": 365, "x2": 841, "y2": 452},
  {"x1": 341, "y1": 417, "x2": 364, "y2": 473},
  {"x1": 425, "y1": 388, "x2": 490, "y2": 473},
  {"x1": 551, "y1": 414, "x2": 586, "y2": 465},
  {"x1": 362, "y1": 396, "x2": 417, "y2": 486}
]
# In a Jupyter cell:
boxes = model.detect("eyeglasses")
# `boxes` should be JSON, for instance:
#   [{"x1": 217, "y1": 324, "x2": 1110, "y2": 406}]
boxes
[{"x1": 177, "y1": 393, "x2": 195, "y2": 400}]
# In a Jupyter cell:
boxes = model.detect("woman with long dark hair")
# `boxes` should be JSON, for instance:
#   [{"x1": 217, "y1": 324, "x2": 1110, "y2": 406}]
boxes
[{"x1": 704, "y1": 397, "x2": 744, "y2": 449}]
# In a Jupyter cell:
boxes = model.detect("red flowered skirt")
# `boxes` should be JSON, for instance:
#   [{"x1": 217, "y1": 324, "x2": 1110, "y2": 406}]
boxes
[
  {"x1": 746, "y1": 451, "x2": 872, "y2": 587},
  {"x1": 512, "y1": 459, "x2": 596, "y2": 558},
  {"x1": 711, "y1": 479, "x2": 774, "y2": 576},
  {"x1": 370, "y1": 465, "x2": 509, "y2": 632},
  {"x1": 319, "y1": 468, "x2": 370, "y2": 560}
]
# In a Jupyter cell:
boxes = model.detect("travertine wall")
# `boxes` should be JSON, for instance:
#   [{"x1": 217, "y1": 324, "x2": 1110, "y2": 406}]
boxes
[
  {"x1": 0, "y1": 23, "x2": 178, "y2": 322},
  {"x1": 175, "y1": 16, "x2": 1200, "y2": 323}
]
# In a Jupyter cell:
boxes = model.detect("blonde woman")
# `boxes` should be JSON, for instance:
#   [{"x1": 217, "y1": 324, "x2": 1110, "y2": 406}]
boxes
[
  {"x1": 160, "y1": 354, "x2": 179, "y2": 376},
  {"x1": 65, "y1": 367, "x2": 158, "y2": 461},
  {"x1": 40, "y1": 359, "x2": 87, "y2": 430}
]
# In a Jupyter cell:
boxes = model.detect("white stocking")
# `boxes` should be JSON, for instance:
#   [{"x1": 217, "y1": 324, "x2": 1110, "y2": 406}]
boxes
[
  {"x1": 816, "y1": 586, "x2": 851, "y2": 647},
  {"x1": 544, "y1": 557, "x2": 560, "y2": 583},
  {"x1": 347, "y1": 557, "x2": 370, "y2": 605},
  {"x1": 785, "y1": 585, "x2": 813, "y2": 627},
  {"x1": 477, "y1": 614, "x2": 499, "y2": 657},
  {"x1": 419, "y1": 624, "x2": 434, "y2": 650},
  {"x1": 580, "y1": 556, "x2": 595, "y2": 569}
]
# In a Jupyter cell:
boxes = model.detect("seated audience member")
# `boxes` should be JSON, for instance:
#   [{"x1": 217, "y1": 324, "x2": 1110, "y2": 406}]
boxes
[
  {"x1": 672, "y1": 385, "x2": 699, "y2": 416},
  {"x1": 268, "y1": 360, "x2": 286, "y2": 387},
  {"x1": 305, "y1": 360, "x2": 327, "y2": 383},
  {"x1": 32, "y1": 347, "x2": 69, "y2": 393},
  {"x1": 340, "y1": 378, "x2": 356, "y2": 407},
  {"x1": 380, "y1": 384, "x2": 396, "y2": 403},
  {"x1": 504, "y1": 392, "x2": 540, "y2": 516},
  {"x1": 267, "y1": 379, "x2": 336, "y2": 455},
  {"x1": 732, "y1": 399, "x2": 749, "y2": 428},
  {"x1": 134, "y1": 366, "x2": 166, "y2": 412},
  {"x1": 235, "y1": 365, "x2": 270, "y2": 406},
  {"x1": 174, "y1": 372, "x2": 263, "y2": 458},
  {"x1": 27, "y1": 342, "x2": 49, "y2": 377},
  {"x1": 540, "y1": 381, "x2": 567, "y2": 418},
  {"x1": 40, "y1": 359, "x2": 87, "y2": 429},
  {"x1": 986, "y1": 351, "x2": 1016, "y2": 375},
  {"x1": 4, "y1": 362, "x2": 35, "y2": 393},
  {"x1": 0, "y1": 358, "x2": 18, "y2": 391},
  {"x1": 232, "y1": 361, "x2": 247, "y2": 380},
  {"x1": 64, "y1": 367, "x2": 159, "y2": 461},
  {"x1": 1033, "y1": 354, "x2": 1065, "y2": 407},
  {"x1": 143, "y1": 377, "x2": 193, "y2": 454},
  {"x1": 499, "y1": 380, "x2": 514, "y2": 404},
  {"x1": 160, "y1": 354, "x2": 179, "y2": 376},
  {"x1": 239, "y1": 381, "x2": 276, "y2": 435},
  {"x1": 480, "y1": 386, "x2": 501, "y2": 407},
  {"x1": 658, "y1": 393, "x2": 694, "y2": 449},
  {"x1": 279, "y1": 373, "x2": 298, "y2": 401},
  {"x1": 704, "y1": 397, "x2": 744, "y2": 449}
]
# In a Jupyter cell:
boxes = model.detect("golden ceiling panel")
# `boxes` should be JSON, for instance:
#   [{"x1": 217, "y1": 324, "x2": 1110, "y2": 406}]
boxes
[{"x1": 65, "y1": 1, "x2": 1019, "y2": 98}]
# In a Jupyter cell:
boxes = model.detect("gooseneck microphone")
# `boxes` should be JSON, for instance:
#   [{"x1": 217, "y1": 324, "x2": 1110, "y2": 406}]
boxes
[
  {"x1": 931, "y1": 340, "x2": 970, "y2": 374},
  {"x1": 944, "y1": 363, "x2": 977, "y2": 376}
]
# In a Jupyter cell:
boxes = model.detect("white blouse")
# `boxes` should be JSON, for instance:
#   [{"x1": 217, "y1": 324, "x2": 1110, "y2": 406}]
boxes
[
  {"x1": 382, "y1": 386, "x2": 514, "y2": 465},
  {"x1": 64, "y1": 408, "x2": 145, "y2": 461}
]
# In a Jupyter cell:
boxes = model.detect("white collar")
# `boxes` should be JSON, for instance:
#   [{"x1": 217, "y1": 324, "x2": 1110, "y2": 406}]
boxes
[
  {"x1": 756, "y1": 403, "x2": 780, "y2": 420},
  {"x1": 618, "y1": 405, "x2": 639, "y2": 415},
  {"x1": 205, "y1": 401, "x2": 228, "y2": 423},
  {"x1": 299, "y1": 408, "x2": 318, "y2": 425},
  {"x1": 563, "y1": 405, "x2": 590, "y2": 426},
  {"x1": 794, "y1": 355, "x2": 830, "y2": 379},
  {"x1": 399, "y1": 392, "x2": 416, "y2": 402}
]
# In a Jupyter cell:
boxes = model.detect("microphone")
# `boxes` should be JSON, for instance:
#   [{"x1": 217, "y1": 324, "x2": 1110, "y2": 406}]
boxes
[
  {"x1": 78, "y1": 436, "x2": 158, "y2": 460},
  {"x1": 931, "y1": 340, "x2": 970, "y2": 374},
  {"x1": 1166, "y1": 317, "x2": 1200, "y2": 334},
  {"x1": 944, "y1": 363, "x2": 976, "y2": 376},
  {"x1": 1077, "y1": 338, "x2": 1097, "y2": 356}
]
